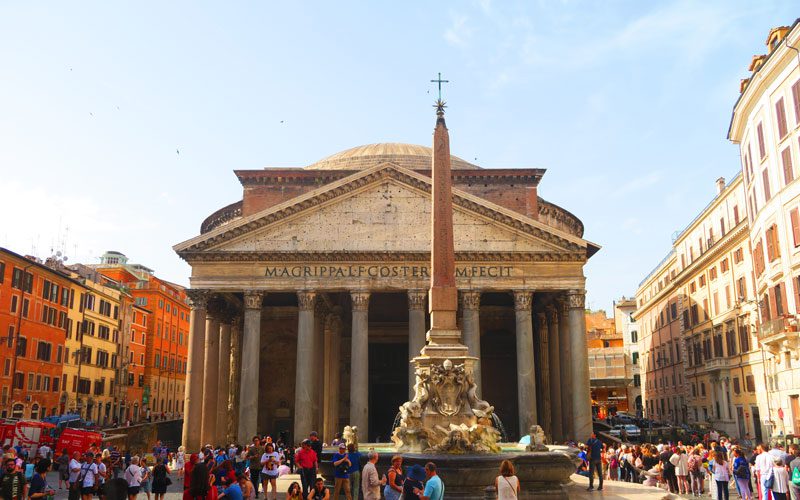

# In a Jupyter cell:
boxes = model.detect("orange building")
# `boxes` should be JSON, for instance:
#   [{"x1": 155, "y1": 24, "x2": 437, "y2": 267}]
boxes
[
  {"x1": 586, "y1": 310, "x2": 632, "y2": 417},
  {"x1": 0, "y1": 248, "x2": 76, "y2": 419},
  {"x1": 94, "y1": 251, "x2": 189, "y2": 419},
  {"x1": 123, "y1": 303, "x2": 150, "y2": 421}
]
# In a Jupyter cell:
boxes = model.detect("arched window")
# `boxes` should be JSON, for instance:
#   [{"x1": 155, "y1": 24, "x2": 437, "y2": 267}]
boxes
[
  {"x1": 11, "y1": 404, "x2": 24, "y2": 418},
  {"x1": 30, "y1": 404, "x2": 39, "y2": 420}
]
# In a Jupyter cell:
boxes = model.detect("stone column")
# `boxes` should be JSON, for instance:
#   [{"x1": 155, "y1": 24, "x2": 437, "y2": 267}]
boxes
[
  {"x1": 567, "y1": 289, "x2": 592, "y2": 441},
  {"x1": 323, "y1": 314, "x2": 343, "y2": 441},
  {"x1": 350, "y1": 291, "x2": 370, "y2": 439},
  {"x1": 200, "y1": 307, "x2": 220, "y2": 446},
  {"x1": 228, "y1": 316, "x2": 243, "y2": 444},
  {"x1": 238, "y1": 291, "x2": 263, "y2": 443},
  {"x1": 557, "y1": 298, "x2": 573, "y2": 439},
  {"x1": 182, "y1": 290, "x2": 208, "y2": 450},
  {"x1": 461, "y1": 290, "x2": 482, "y2": 395},
  {"x1": 313, "y1": 299, "x2": 326, "y2": 433},
  {"x1": 536, "y1": 311, "x2": 551, "y2": 439},
  {"x1": 514, "y1": 290, "x2": 537, "y2": 437},
  {"x1": 407, "y1": 290, "x2": 427, "y2": 399},
  {"x1": 546, "y1": 305, "x2": 563, "y2": 442},
  {"x1": 294, "y1": 291, "x2": 317, "y2": 441},
  {"x1": 216, "y1": 315, "x2": 232, "y2": 445}
]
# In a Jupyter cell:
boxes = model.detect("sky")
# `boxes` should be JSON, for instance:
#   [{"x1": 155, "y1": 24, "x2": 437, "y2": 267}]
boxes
[{"x1": 0, "y1": 1, "x2": 796, "y2": 312}]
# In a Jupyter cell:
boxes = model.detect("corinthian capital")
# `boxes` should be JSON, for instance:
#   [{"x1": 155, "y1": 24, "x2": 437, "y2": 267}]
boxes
[
  {"x1": 186, "y1": 289, "x2": 209, "y2": 309},
  {"x1": 567, "y1": 289, "x2": 586, "y2": 309},
  {"x1": 461, "y1": 290, "x2": 481, "y2": 311},
  {"x1": 513, "y1": 290, "x2": 533, "y2": 312},
  {"x1": 297, "y1": 291, "x2": 317, "y2": 312},
  {"x1": 407, "y1": 290, "x2": 427, "y2": 311},
  {"x1": 351, "y1": 291, "x2": 370, "y2": 312},
  {"x1": 243, "y1": 290, "x2": 265, "y2": 310}
]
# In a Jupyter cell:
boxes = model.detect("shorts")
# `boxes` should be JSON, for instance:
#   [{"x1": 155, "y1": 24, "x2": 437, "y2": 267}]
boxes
[
  {"x1": 60, "y1": 468, "x2": 70, "y2": 481},
  {"x1": 141, "y1": 480, "x2": 152, "y2": 493},
  {"x1": 128, "y1": 486, "x2": 141, "y2": 496},
  {"x1": 260, "y1": 472, "x2": 278, "y2": 483},
  {"x1": 81, "y1": 486, "x2": 96, "y2": 495},
  {"x1": 96, "y1": 484, "x2": 105, "y2": 497}
]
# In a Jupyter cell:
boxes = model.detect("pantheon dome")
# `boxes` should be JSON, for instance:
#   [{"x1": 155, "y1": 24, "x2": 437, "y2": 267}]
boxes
[{"x1": 305, "y1": 142, "x2": 481, "y2": 171}]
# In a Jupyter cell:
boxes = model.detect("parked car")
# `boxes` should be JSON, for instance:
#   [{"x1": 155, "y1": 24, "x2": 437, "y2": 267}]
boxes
[{"x1": 609, "y1": 424, "x2": 641, "y2": 439}]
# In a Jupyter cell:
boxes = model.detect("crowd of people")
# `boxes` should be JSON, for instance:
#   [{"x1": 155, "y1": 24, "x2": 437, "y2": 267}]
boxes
[{"x1": 578, "y1": 432, "x2": 800, "y2": 499}]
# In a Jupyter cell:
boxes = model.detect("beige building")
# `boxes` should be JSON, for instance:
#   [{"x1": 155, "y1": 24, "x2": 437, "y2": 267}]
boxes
[
  {"x1": 729, "y1": 21, "x2": 800, "y2": 437},
  {"x1": 174, "y1": 121, "x2": 600, "y2": 449},
  {"x1": 614, "y1": 297, "x2": 641, "y2": 415},
  {"x1": 62, "y1": 265, "x2": 124, "y2": 426}
]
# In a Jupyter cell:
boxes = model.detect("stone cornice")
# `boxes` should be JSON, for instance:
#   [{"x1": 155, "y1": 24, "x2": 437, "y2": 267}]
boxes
[
  {"x1": 175, "y1": 163, "x2": 591, "y2": 257},
  {"x1": 177, "y1": 250, "x2": 587, "y2": 263}
]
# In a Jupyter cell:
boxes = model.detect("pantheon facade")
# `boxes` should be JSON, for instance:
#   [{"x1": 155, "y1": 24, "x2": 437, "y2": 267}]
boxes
[{"x1": 175, "y1": 143, "x2": 599, "y2": 450}]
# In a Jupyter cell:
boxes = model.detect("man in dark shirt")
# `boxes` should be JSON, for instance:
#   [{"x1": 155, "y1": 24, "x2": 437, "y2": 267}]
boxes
[
  {"x1": 585, "y1": 433, "x2": 603, "y2": 491},
  {"x1": 788, "y1": 444, "x2": 800, "y2": 500},
  {"x1": 1, "y1": 457, "x2": 27, "y2": 500},
  {"x1": 309, "y1": 432, "x2": 323, "y2": 457}
]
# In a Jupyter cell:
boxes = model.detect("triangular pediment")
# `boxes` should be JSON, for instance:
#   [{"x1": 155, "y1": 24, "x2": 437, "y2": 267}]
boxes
[{"x1": 175, "y1": 163, "x2": 592, "y2": 260}]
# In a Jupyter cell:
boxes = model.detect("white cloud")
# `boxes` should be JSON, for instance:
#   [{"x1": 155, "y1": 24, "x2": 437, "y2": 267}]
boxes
[
  {"x1": 612, "y1": 171, "x2": 662, "y2": 198},
  {"x1": 444, "y1": 14, "x2": 473, "y2": 48}
]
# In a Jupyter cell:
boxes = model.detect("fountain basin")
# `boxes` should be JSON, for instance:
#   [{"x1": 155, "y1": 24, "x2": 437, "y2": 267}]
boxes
[{"x1": 319, "y1": 443, "x2": 580, "y2": 499}]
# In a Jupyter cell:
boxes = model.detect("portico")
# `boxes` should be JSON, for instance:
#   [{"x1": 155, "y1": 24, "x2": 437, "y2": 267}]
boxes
[{"x1": 175, "y1": 143, "x2": 599, "y2": 450}]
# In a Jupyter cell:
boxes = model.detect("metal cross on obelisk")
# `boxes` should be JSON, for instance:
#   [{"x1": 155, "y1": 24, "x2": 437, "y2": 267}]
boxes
[{"x1": 430, "y1": 72, "x2": 449, "y2": 101}]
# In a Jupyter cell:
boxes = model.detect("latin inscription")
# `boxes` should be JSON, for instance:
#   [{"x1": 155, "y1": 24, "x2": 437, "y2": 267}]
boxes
[{"x1": 264, "y1": 265, "x2": 513, "y2": 279}]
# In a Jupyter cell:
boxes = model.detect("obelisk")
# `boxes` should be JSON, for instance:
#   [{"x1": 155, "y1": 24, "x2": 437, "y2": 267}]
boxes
[{"x1": 421, "y1": 99, "x2": 470, "y2": 356}]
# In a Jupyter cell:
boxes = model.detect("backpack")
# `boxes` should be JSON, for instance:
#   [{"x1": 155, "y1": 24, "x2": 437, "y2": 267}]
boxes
[{"x1": 792, "y1": 466, "x2": 800, "y2": 486}]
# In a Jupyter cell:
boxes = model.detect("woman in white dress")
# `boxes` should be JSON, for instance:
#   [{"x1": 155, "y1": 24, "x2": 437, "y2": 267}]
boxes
[
  {"x1": 175, "y1": 446, "x2": 186, "y2": 481},
  {"x1": 495, "y1": 460, "x2": 520, "y2": 499}
]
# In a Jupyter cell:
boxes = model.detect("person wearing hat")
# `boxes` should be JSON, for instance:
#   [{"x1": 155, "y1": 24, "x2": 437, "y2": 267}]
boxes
[
  {"x1": 331, "y1": 443, "x2": 352, "y2": 500},
  {"x1": 295, "y1": 440, "x2": 318, "y2": 498},
  {"x1": 402, "y1": 464, "x2": 425, "y2": 500}
]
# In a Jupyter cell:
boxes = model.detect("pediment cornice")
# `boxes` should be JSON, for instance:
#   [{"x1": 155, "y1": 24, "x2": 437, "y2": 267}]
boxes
[
  {"x1": 174, "y1": 163, "x2": 594, "y2": 257},
  {"x1": 177, "y1": 250, "x2": 587, "y2": 263}
]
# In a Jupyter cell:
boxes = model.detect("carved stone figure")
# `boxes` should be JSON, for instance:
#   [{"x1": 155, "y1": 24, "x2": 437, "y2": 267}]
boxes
[
  {"x1": 411, "y1": 369, "x2": 430, "y2": 408},
  {"x1": 465, "y1": 373, "x2": 494, "y2": 419},
  {"x1": 526, "y1": 424, "x2": 548, "y2": 452},
  {"x1": 429, "y1": 359, "x2": 467, "y2": 416},
  {"x1": 343, "y1": 425, "x2": 359, "y2": 450}
]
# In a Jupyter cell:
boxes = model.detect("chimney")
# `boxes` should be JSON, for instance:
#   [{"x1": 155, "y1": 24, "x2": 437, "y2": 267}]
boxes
[{"x1": 716, "y1": 177, "x2": 725, "y2": 194}]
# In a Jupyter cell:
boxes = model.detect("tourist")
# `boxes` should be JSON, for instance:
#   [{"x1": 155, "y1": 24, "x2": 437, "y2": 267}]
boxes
[
  {"x1": 29, "y1": 458, "x2": 55, "y2": 500},
  {"x1": 585, "y1": 432, "x2": 603, "y2": 491},
  {"x1": 151, "y1": 457, "x2": 171, "y2": 500},
  {"x1": 123, "y1": 456, "x2": 144, "y2": 500},
  {"x1": 710, "y1": 450, "x2": 730, "y2": 500},
  {"x1": 247, "y1": 438, "x2": 263, "y2": 498},
  {"x1": 139, "y1": 457, "x2": 152, "y2": 500},
  {"x1": 413, "y1": 462, "x2": 443, "y2": 500},
  {"x1": 345, "y1": 444, "x2": 361, "y2": 500},
  {"x1": 731, "y1": 448, "x2": 752, "y2": 500},
  {"x1": 494, "y1": 459, "x2": 520, "y2": 500},
  {"x1": 68, "y1": 451, "x2": 83, "y2": 500},
  {"x1": 260, "y1": 443, "x2": 281, "y2": 500},
  {"x1": 110, "y1": 447, "x2": 123, "y2": 480},
  {"x1": 176, "y1": 447, "x2": 186, "y2": 481},
  {"x1": 184, "y1": 462, "x2": 217, "y2": 500},
  {"x1": 79, "y1": 452, "x2": 100, "y2": 500},
  {"x1": 38, "y1": 444, "x2": 51, "y2": 461},
  {"x1": 672, "y1": 446, "x2": 689, "y2": 495},
  {"x1": 295, "y1": 441, "x2": 318, "y2": 498},
  {"x1": 383, "y1": 455, "x2": 403, "y2": 500},
  {"x1": 331, "y1": 443, "x2": 352, "y2": 500},
  {"x1": 360, "y1": 451, "x2": 385, "y2": 500},
  {"x1": 95, "y1": 453, "x2": 108, "y2": 499},
  {"x1": 605, "y1": 447, "x2": 618, "y2": 481},
  {"x1": 756, "y1": 442, "x2": 775, "y2": 499},
  {"x1": 688, "y1": 447, "x2": 705, "y2": 496},
  {"x1": 237, "y1": 473, "x2": 255, "y2": 500},
  {"x1": 219, "y1": 474, "x2": 244, "y2": 500},
  {"x1": 1, "y1": 457, "x2": 27, "y2": 500},
  {"x1": 772, "y1": 457, "x2": 790, "y2": 500},
  {"x1": 788, "y1": 444, "x2": 800, "y2": 500},
  {"x1": 286, "y1": 482, "x2": 302, "y2": 500},
  {"x1": 57, "y1": 449, "x2": 71, "y2": 490},
  {"x1": 308, "y1": 433, "x2": 323, "y2": 459},
  {"x1": 401, "y1": 464, "x2": 425, "y2": 500},
  {"x1": 307, "y1": 478, "x2": 328, "y2": 500}
]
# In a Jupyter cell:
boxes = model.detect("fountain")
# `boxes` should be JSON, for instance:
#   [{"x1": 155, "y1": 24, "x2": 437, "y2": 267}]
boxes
[{"x1": 320, "y1": 96, "x2": 579, "y2": 498}]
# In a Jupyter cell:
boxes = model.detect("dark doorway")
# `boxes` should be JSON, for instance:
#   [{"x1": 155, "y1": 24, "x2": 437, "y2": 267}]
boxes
[
  {"x1": 481, "y1": 329, "x2": 519, "y2": 439},
  {"x1": 752, "y1": 405, "x2": 763, "y2": 443},
  {"x1": 368, "y1": 342, "x2": 408, "y2": 442}
]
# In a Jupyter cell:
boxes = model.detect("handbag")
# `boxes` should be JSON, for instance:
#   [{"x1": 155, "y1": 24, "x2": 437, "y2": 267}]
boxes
[{"x1": 765, "y1": 474, "x2": 774, "y2": 490}]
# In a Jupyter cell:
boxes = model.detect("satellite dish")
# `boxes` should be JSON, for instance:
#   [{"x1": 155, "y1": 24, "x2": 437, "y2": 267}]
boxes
[
  {"x1": 56, "y1": 251, "x2": 62, "y2": 257},
  {"x1": 63, "y1": 256, "x2": 68, "y2": 262}
]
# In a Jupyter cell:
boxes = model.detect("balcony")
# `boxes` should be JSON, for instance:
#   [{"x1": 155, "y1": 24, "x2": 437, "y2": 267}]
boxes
[
  {"x1": 758, "y1": 317, "x2": 786, "y2": 340},
  {"x1": 702, "y1": 357, "x2": 729, "y2": 373}
]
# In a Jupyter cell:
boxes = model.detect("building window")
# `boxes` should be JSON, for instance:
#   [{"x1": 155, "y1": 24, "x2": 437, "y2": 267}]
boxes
[
  {"x1": 701, "y1": 383, "x2": 706, "y2": 396},
  {"x1": 792, "y1": 208, "x2": 800, "y2": 248},
  {"x1": 738, "y1": 324, "x2": 751, "y2": 352},
  {"x1": 754, "y1": 240, "x2": 765, "y2": 275},
  {"x1": 36, "y1": 342, "x2": 52, "y2": 362},
  {"x1": 757, "y1": 122, "x2": 766, "y2": 159},
  {"x1": 11, "y1": 404, "x2": 23, "y2": 419},
  {"x1": 776, "y1": 97, "x2": 789, "y2": 139},
  {"x1": 745, "y1": 375, "x2": 756, "y2": 392},
  {"x1": 763, "y1": 169, "x2": 772, "y2": 201},
  {"x1": 766, "y1": 224, "x2": 781, "y2": 261},
  {"x1": 16, "y1": 337, "x2": 27, "y2": 357},
  {"x1": 630, "y1": 330, "x2": 638, "y2": 343},
  {"x1": 782, "y1": 147, "x2": 794, "y2": 184}
]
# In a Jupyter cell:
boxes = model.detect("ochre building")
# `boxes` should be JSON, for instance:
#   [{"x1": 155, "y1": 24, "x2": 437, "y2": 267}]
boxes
[{"x1": 175, "y1": 134, "x2": 599, "y2": 449}]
